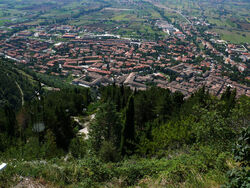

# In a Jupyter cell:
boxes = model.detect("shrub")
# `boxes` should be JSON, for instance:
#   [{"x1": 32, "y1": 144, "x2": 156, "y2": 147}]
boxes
[
  {"x1": 233, "y1": 126, "x2": 250, "y2": 166},
  {"x1": 99, "y1": 141, "x2": 121, "y2": 162},
  {"x1": 223, "y1": 127, "x2": 250, "y2": 188},
  {"x1": 223, "y1": 168, "x2": 250, "y2": 188},
  {"x1": 69, "y1": 136, "x2": 87, "y2": 159},
  {"x1": 216, "y1": 152, "x2": 230, "y2": 172}
]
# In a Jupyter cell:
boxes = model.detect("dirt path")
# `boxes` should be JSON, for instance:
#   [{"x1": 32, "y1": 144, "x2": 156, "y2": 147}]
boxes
[
  {"x1": 14, "y1": 177, "x2": 47, "y2": 188},
  {"x1": 15, "y1": 81, "x2": 24, "y2": 106},
  {"x1": 75, "y1": 114, "x2": 96, "y2": 139},
  {"x1": 5, "y1": 72, "x2": 24, "y2": 106}
]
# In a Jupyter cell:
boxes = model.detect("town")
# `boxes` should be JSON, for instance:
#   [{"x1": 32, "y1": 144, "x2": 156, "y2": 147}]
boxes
[
  {"x1": 0, "y1": 1, "x2": 250, "y2": 187},
  {"x1": 0, "y1": 18, "x2": 249, "y2": 98}
]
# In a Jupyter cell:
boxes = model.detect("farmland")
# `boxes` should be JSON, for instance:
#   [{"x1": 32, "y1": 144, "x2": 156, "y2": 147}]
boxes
[
  {"x1": 0, "y1": 0, "x2": 169, "y2": 40},
  {"x1": 148, "y1": 0, "x2": 250, "y2": 43},
  {"x1": 213, "y1": 29, "x2": 250, "y2": 44}
]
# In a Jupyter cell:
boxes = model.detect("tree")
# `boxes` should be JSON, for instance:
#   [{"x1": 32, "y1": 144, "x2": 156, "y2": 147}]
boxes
[
  {"x1": 42, "y1": 129, "x2": 59, "y2": 159},
  {"x1": 120, "y1": 95, "x2": 135, "y2": 156},
  {"x1": 54, "y1": 106, "x2": 75, "y2": 150},
  {"x1": 231, "y1": 96, "x2": 250, "y2": 129},
  {"x1": 134, "y1": 92, "x2": 153, "y2": 129},
  {"x1": 155, "y1": 89, "x2": 172, "y2": 121},
  {"x1": 4, "y1": 104, "x2": 17, "y2": 137},
  {"x1": 192, "y1": 105, "x2": 235, "y2": 146},
  {"x1": 172, "y1": 91, "x2": 184, "y2": 109},
  {"x1": 89, "y1": 101, "x2": 122, "y2": 153},
  {"x1": 221, "y1": 87, "x2": 236, "y2": 117}
]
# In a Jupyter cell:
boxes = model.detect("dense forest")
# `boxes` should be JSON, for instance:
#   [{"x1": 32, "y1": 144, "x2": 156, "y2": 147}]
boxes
[{"x1": 0, "y1": 60, "x2": 249, "y2": 187}]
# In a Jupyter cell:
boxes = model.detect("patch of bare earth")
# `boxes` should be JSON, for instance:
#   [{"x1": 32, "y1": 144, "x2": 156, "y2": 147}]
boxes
[{"x1": 13, "y1": 177, "x2": 48, "y2": 188}]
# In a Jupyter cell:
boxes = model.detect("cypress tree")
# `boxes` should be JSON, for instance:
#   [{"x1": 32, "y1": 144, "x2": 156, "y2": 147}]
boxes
[
  {"x1": 42, "y1": 129, "x2": 58, "y2": 159},
  {"x1": 120, "y1": 95, "x2": 135, "y2": 156},
  {"x1": 89, "y1": 101, "x2": 122, "y2": 153},
  {"x1": 4, "y1": 104, "x2": 17, "y2": 137},
  {"x1": 221, "y1": 87, "x2": 236, "y2": 117}
]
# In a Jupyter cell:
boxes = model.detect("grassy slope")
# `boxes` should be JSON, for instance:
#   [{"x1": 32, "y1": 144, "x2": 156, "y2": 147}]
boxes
[
  {"x1": 0, "y1": 145, "x2": 231, "y2": 187},
  {"x1": 0, "y1": 60, "x2": 38, "y2": 109}
]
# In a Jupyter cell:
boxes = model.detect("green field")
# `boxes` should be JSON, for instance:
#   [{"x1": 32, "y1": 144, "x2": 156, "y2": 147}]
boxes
[
  {"x1": 213, "y1": 29, "x2": 250, "y2": 44},
  {"x1": 0, "y1": 0, "x2": 249, "y2": 43},
  {"x1": 0, "y1": 19, "x2": 10, "y2": 26},
  {"x1": 70, "y1": 2, "x2": 167, "y2": 40},
  {"x1": 208, "y1": 18, "x2": 237, "y2": 28}
]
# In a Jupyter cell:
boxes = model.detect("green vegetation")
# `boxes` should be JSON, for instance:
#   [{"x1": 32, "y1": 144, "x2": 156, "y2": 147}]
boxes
[
  {"x1": 0, "y1": 0, "x2": 249, "y2": 42},
  {"x1": 0, "y1": 61, "x2": 249, "y2": 187},
  {"x1": 0, "y1": 150, "x2": 230, "y2": 187},
  {"x1": 0, "y1": 19, "x2": 10, "y2": 26},
  {"x1": 0, "y1": 0, "x2": 250, "y2": 185},
  {"x1": 213, "y1": 29, "x2": 250, "y2": 44},
  {"x1": 0, "y1": 0, "x2": 168, "y2": 40},
  {"x1": 223, "y1": 126, "x2": 250, "y2": 188},
  {"x1": 0, "y1": 59, "x2": 39, "y2": 109}
]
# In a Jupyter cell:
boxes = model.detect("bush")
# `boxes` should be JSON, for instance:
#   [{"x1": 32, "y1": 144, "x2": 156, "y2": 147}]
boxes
[
  {"x1": 223, "y1": 127, "x2": 250, "y2": 188},
  {"x1": 216, "y1": 152, "x2": 230, "y2": 172},
  {"x1": 233, "y1": 126, "x2": 250, "y2": 166},
  {"x1": 99, "y1": 141, "x2": 121, "y2": 162},
  {"x1": 223, "y1": 168, "x2": 250, "y2": 188},
  {"x1": 69, "y1": 136, "x2": 87, "y2": 159}
]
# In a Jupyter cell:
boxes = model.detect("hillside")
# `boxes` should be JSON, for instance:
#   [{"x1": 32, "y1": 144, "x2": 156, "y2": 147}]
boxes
[
  {"x1": 0, "y1": 59, "x2": 39, "y2": 110},
  {"x1": 0, "y1": 0, "x2": 249, "y2": 186},
  {"x1": 0, "y1": 70, "x2": 249, "y2": 187}
]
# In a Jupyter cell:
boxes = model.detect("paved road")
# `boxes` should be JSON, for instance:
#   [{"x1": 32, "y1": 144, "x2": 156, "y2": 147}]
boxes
[{"x1": 145, "y1": 0, "x2": 192, "y2": 24}]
